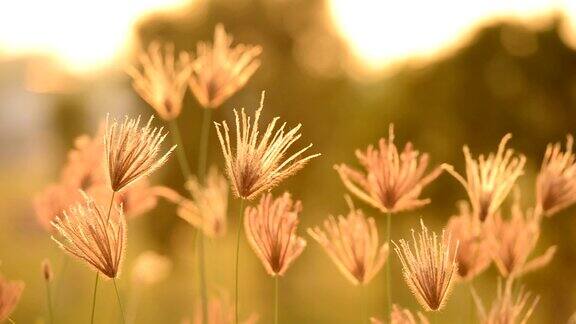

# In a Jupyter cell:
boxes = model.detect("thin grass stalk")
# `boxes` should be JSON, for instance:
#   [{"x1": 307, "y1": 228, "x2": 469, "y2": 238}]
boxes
[
  {"x1": 8, "y1": 318, "x2": 15, "y2": 324},
  {"x1": 197, "y1": 108, "x2": 213, "y2": 180},
  {"x1": 385, "y1": 212, "x2": 392, "y2": 318},
  {"x1": 90, "y1": 273, "x2": 99, "y2": 324},
  {"x1": 45, "y1": 277, "x2": 53, "y2": 324},
  {"x1": 113, "y1": 279, "x2": 126, "y2": 324},
  {"x1": 275, "y1": 276, "x2": 279, "y2": 324},
  {"x1": 168, "y1": 119, "x2": 193, "y2": 180},
  {"x1": 91, "y1": 192, "x2": 116, "y2": 324},
  {"x1": 235, "y1": 199, "x2": 245, "y2": 324},
  {"x1": 169, "y1": 118, "x2": 206, "y2": 320},
  {"x1": 196, "y1": 108, "x2": 213, "y2": 324}
]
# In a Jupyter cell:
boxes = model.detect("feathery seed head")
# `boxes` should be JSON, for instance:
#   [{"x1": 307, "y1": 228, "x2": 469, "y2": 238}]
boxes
[
  {"x1": 244, "y1": 192, "x2": 306, "y2": 277},
  {"x1": 446, "y1": 201, "x2": 492, "y2": 281},
  {"x1": 308, "y1": 197, "x2": 389, "y2": 286},
  {"x1": 178, "y1": 166, "x2": 229, "y2": 238},
  {"x1": 104, "y1": 114, "x2": 175, "y2": 192},
  {"x1": 214, "y1": 92, "x2": 320, "y2": 200},
  {"x1": 0, "y1": 274, "x2": 24, "y2": 323},
  {"x1": 51, "y1": 192, "x2": 126, "y2": 279},
  {"x1": 473, "y1": 279, "x2": 538, "y2": 324},
  {"x1": 127, "y1": 41, "x2": 193, "y2": 120},
  {"x1": 444, "y1": 134, "x2": 526, "y2": 221},
  {"x1": 536, "y1": 135, "x2": 576, "y2": 217},
  {"x1": 486, "y1": 194, "x2": 556, "y2": 279},
  {"x1": 393, "y1": 219, "x2": 458, "y2": 312},
  {"x1": 189, "y1": 24, "x2": 262, "y2": 109},
  {"x1": 335, "y1": 124, "x2": 443, "y2": 214}
]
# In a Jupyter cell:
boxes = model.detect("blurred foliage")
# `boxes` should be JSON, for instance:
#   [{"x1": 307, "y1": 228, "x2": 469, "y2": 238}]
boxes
[{"x1": 2, "y1": 0, "x2": 576, "y2": 323}]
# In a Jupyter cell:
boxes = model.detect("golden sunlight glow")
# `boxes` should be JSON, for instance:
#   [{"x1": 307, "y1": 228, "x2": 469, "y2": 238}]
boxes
[
  {"x1": 0, "y1": 0, "x2": 189, "y2": 73},
  {"x1": 329, "y1": 0, "x2": 576, "y2": 70}
]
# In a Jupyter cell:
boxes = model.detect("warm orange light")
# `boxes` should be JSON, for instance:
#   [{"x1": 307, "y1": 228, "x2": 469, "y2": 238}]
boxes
[
  {"x1": 329, "y1": 0, "x2": 576, "y2": 71},
  {"x1": 0, "y1": 0, "x2": 189, "y2": 74}
]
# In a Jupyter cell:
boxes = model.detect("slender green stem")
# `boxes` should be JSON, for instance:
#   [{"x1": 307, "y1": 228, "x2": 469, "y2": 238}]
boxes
[
  {"x1": 45, "y1": 279, "x2": 53, "y2": 324},
  {"x1": 169, "y1": 119, "x2": 193, "y2": 180},
  {"x1": 90, "y1": 273, "x2": 99, "y2": 324},
  {"x1": 169, "y1": 118, "x2": 204, "y2": 321},
  {"x1": 197, "y1": 108, "x2": 213, "y2": 181},
  {"x1": 385, "y1": 212, "x2": 392, "y2": 319},
  {"x1": 113, "y1": 279, "x2": 126, "y2": 324},
  {"x1": 196, "y1": 108, "x2": 212, "y2": 324},
  {"x1": 274, "y1": 277, "x2": 279, "y2": 324},
  {"x1": 235, "y1": 199, "x2": 245, "y2": 324}
]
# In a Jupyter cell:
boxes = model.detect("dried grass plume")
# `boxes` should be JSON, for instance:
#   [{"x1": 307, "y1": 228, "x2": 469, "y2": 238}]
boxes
[
  {"x1": 335, "y1": 124, "x2": 443, "y2": 214},
  {"x1": 128, "y1": 41, "x2": 192, "y2": 120},
  {"x1": 393, "y1": 220, "x2": 458, "y2": 311},
  {"x1": 443, "y1": 134, "x2": 526, "y2": 221},
  {"x1": 536, "y1": 135, "x2": 576, "y2": 217},
  {"x1": 244, "y1": 192, "x2": 306, "y2": 276},
  {"x1": 51, "y1": 192, "x2": 126, "y2": 278},
  {"x1": 486, "y1": 194, "x2": 556, "y2": 279},
  {"x1": 446, "y1": 201, "x2": 491, "y2": 281},
  {"x1": 214, "y1": 92, "x2": 320, "y2": 200},
  {"x1": 177, "y1": 167, "x2": 229, "y2": 238},
  {"x1": 105, "y1": 115, "x2": 175, "y2": 192},
  {"x1": 308, "y1": 197, "x2": 389, "y2": 286},
  {"x1": 189, "y1": 24, "x2": 262, "y2": 109},
  {"x1": 472, "y1": 279, "x2": 538, "y2": 324}
]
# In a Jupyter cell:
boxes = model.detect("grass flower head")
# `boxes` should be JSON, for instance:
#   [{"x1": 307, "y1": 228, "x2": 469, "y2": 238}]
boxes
[
  {"x1": 128, "y1": 41, "x2": 192, "y2": 120},
  {"x1": 393, "y1": 220, "x2": 458, "y2": 311},
  {"x1": 308, "y1": 197, "x2": 389, "y2": 285},
  {"x1": 178, "y1": 167, "x2": 229, "y2": 238},
  {"x1": 335, "y1": 124, "x2": 443, "y2": 214},
  {"x1": 244, "y1": 192, "x2": 306, "y2": 276},
  {"x1": 51, "y1": 192, "x2": 126, "y2": 278},
  {"x1": 444, "y1": 134, "x2": 526, "y2": 221},
  {"x1": 536, "y1": 135, "x2": 576, "y2": 217},
  {"x1": 189, "y1": 24, "x2": 262, "y2": 109},
  {"x1": 446, "y1": 201, "x2": 492, "y2": 281},
  {"x1": 105, "y1": 115, "x2": 175, "y2": 192},
  {"x1": 214, "y1": 93, "x2": 320, "y2": 200}
]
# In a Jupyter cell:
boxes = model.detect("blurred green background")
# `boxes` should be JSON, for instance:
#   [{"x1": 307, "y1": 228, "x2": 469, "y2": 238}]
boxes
[{"x1": 1, "y1": 0, "x2": 576, "y2": 323}]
